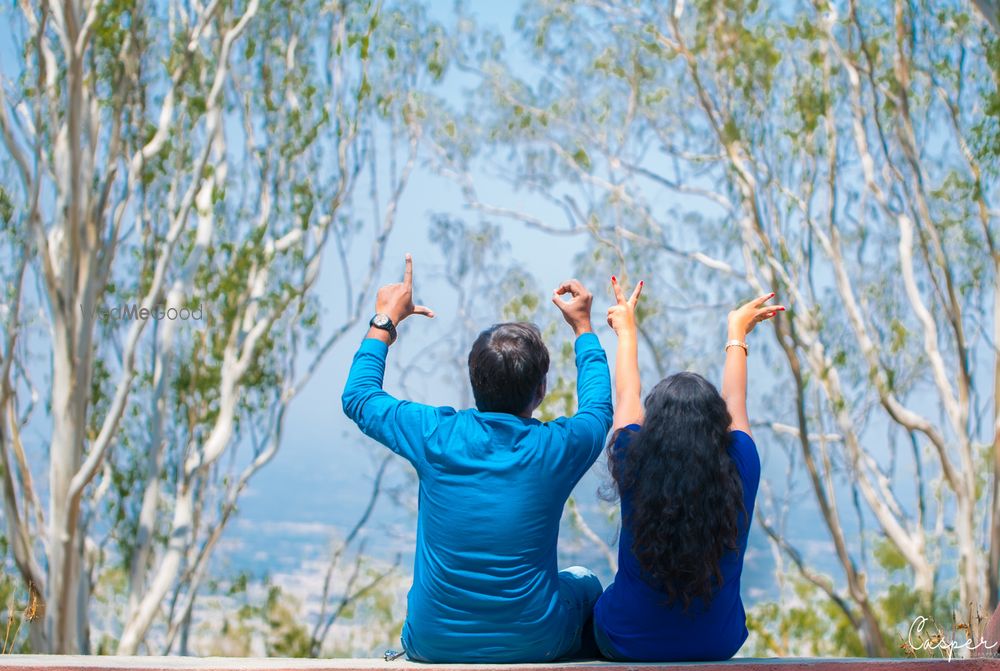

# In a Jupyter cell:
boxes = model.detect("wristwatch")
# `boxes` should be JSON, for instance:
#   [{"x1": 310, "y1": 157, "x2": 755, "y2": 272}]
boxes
[{"x1": 369, "y1": 313, "x2": 397, "y2": 344}]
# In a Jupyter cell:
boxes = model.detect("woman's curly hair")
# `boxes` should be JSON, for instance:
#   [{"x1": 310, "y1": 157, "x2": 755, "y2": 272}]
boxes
[{"x1": 608, "y1": 372, "x2": 746, "y2": 611}]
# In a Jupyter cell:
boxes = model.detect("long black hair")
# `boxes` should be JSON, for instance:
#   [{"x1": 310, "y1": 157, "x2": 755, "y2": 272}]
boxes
[{"x1": 608, "y1": 372, "x2": 746, "y2": 610}]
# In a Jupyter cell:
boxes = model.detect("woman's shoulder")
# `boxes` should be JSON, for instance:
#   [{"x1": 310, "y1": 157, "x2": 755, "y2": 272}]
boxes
[
  {"x1": 727, "y1": 429, "x2": 761, "y2": 486},
  {"x1": 612, "y1": 423, "x2": 642, "y2": 445},
  {"x1": 728, "y1": 428, "x2": 755, "y2": 446},
  {"x1": 608, "y1": 424, "x2": 641, "y2": 458}
]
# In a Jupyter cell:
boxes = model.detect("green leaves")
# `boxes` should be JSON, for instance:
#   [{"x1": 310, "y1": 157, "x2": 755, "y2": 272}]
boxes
[
  {"x1": 873, "y1": 537, "x2": 909, "y2": 573},
  {"x1": 0, "y1": 185, "x2": 13, "y2": 227},
  {"x1": 792, "y1": 82, "x2": 829, "y2": 135},
  {"x1": 746, "y1": 575, "x2": 866, "y2": 657},
  {"x1": 972, "y1": 36, "x2": 1000, "y2": 165}
]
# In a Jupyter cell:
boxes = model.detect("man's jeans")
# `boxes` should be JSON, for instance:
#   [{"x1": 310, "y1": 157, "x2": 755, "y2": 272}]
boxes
[
  {"x1": 402, "y1": 566, "x2": 602, "y2": 662},
  {"x1": 553, "y1": 566, "x2": 603, "y2": 660}
]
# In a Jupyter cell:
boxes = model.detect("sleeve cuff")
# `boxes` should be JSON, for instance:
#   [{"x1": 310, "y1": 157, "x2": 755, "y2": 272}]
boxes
[
  {"x1": 360, "y1": 337, "x2": 389, "y2": 357},
  {"x1": 574, "y1": 331, "x2": 602, "y2": 353}
]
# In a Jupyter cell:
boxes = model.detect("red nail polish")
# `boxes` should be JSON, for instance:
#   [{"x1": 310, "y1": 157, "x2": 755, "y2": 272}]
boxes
[{"x1": 611, "y1": 275, "x2": 616, "y2": 282}]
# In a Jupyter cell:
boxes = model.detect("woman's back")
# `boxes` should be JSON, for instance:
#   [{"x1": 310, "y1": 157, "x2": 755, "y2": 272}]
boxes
[
  {"x1": 597, "y1": 278, "x2": 781, "y2": 662},
  {"x1": 593, "y1": 426, "x2": 761, "y2": 662}
]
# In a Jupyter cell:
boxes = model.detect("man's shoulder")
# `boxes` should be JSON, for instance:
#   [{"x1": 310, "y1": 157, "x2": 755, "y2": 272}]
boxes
[{"x1": 418, "y1": 403, "x2": 460, "y2": 418}]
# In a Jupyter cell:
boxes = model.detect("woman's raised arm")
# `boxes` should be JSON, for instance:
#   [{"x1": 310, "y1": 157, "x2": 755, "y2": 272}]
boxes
[
  {"x1": 722, "y1": 292, "x2": 784, "y2": 435},
  {"x1": 607, "y1": 276, "x2": 644, "y2": 431}
]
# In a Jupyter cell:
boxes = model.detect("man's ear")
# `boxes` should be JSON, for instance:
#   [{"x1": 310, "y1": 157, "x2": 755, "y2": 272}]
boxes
[
  {"x1": 534, "y1": 379, "x2": 547, "y2": 407},
  {"x1": 522, "y1": 379, "x2": 547, "y2": 417}
]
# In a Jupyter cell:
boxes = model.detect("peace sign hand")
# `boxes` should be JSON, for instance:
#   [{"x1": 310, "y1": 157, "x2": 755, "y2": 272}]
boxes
[
  {"x1": 727, "y1": 291, "x2": 784, "y2": 338},
  {"x1": 606, "y1": 275, "x2": 643, "y2": 335},
  {"x1": 376, "y1": 254, "x2": 435, "y2": 325}
]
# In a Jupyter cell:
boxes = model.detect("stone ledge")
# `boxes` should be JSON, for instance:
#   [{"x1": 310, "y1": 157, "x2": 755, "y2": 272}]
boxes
[{"x1": 0, "y1": 657, "x2": 998, "y2": 671}]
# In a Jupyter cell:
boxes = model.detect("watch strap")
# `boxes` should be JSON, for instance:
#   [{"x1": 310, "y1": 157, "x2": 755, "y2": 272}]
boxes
[{"x1": 369, "y1": 313, "x2": 397, "y2": 344}]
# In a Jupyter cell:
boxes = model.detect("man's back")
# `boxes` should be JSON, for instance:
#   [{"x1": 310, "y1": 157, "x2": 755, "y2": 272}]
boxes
[{"x1": 404, "y1": 410, "x2": 598, "y2": 661}]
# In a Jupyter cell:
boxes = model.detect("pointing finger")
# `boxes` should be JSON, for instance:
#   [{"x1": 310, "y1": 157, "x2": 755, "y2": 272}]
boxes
[{"x1": 404, "y1": 253, "x2": 414, "y2": 288}]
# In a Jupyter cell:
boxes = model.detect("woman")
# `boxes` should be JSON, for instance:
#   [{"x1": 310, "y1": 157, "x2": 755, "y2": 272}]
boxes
[{"x1": 592, "y1": 276, "x2": 783, "y2": 662}]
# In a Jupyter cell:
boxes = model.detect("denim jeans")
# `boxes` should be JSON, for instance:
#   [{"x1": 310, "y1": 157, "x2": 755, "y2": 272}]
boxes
[
  {"x1": 402, "y1": 566, "x2": 603, "y2": 662},
  {"x1": 553, "y1": 566, "x2": 603, "y2": 660}
]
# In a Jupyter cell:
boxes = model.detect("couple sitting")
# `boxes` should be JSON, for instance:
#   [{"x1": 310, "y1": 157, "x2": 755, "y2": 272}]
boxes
[{"x1": 342, "y1": 255, "x2": 783, "y2": 663}]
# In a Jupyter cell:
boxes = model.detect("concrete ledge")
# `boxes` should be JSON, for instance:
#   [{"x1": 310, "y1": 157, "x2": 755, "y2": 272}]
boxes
[{"x1": 0, "y1": 657, "x2": 998, "y2": 671}]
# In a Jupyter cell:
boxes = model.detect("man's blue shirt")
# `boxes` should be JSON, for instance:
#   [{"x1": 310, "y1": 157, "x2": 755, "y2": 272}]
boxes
[{"x1": 341, "y1": 333, "x2": 613, "y2": 662}]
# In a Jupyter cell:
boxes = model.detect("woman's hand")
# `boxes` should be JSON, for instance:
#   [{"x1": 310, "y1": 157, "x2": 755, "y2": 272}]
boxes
[
  {"x1": 607, "y1": 275, "x2": 643, "y2": 335},
  {"x1": 608, "y1": 275, "x2": 644, "y2": 430},
  {"x1": 723, "y1": 292, "x2": 783, "y2": 435},
  {"x1": 727, "y1": 291, "x2": 785, "y2": 339}
]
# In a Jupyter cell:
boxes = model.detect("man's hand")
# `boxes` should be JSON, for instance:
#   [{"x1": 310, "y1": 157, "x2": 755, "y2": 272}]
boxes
[
  {"x1": 607, "y1": 275, "x2": 642, "y2": 335},
  {"x1": 373, "y1": 254, "x2": 435, "y2": 341},
  {"x1": 552, "y1": 279, "x2": 594, "y2": 337}
]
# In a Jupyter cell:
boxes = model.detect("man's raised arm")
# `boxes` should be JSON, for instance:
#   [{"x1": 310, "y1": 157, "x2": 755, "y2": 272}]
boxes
[
  {"x1": 551, "y1": 279, "x2": 613, "y2": 459},
  {"x1": 341, "y1": 254, "x2": 440, "y2": 467}
]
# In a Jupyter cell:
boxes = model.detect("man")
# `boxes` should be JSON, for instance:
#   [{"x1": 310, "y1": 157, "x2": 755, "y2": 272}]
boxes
[{"x1": 342, "y1": 254, "x2": 612, "y2": 662}]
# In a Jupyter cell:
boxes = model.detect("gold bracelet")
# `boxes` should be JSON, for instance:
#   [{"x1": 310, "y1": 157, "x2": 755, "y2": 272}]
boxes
[{"x1": 725, "y1": 339, "x2": 748, "y2": 355}]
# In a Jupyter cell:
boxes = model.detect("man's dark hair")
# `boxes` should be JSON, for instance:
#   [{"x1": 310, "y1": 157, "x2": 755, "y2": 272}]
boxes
[{"x1": 468, "y1": 323, "x2": 549, "y2": 414}]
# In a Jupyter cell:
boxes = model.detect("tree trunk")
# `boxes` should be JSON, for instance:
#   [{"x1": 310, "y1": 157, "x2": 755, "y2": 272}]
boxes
[
  {"x1": 989, "y1": 263, "x2": 1000, "y2": 610},
  {"x1": 46, "y1": 329, "x2": 87, "y2": 653}
]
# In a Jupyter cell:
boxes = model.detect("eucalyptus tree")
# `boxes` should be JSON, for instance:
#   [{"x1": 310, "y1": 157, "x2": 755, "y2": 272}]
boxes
[
  {"x1": 0, "y1": 0, "x2": 446, "y2": 654},
  {"x1": 430, "y1": 0, "x2": 1000, "y2": 656}
]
